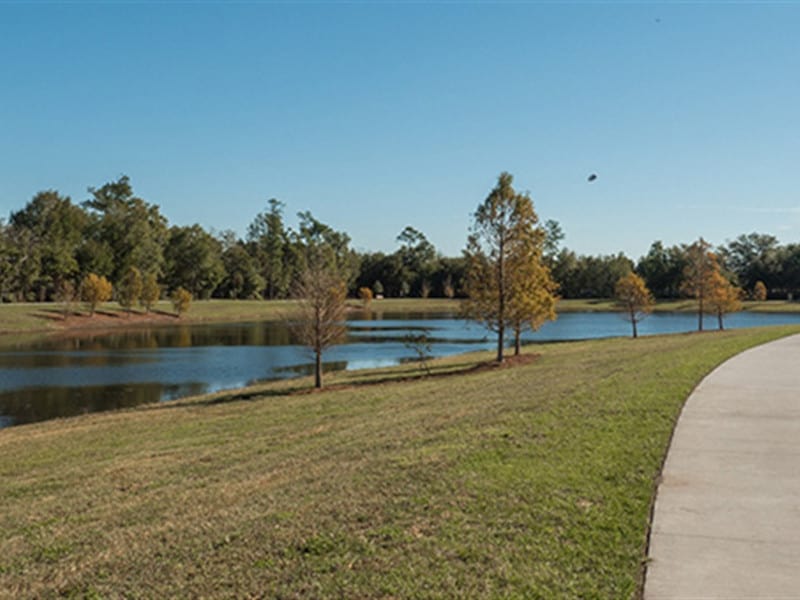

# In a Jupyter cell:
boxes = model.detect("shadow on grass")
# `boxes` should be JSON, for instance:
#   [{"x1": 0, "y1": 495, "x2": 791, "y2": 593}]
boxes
[{"x1": 181, "y1": 354, "x2": 540, "y2": 409}]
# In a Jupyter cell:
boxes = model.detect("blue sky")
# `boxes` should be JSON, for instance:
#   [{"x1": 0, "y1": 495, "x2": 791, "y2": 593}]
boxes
[{"x1": 1, "y1": 2, "x2": 798, "y2": 259}]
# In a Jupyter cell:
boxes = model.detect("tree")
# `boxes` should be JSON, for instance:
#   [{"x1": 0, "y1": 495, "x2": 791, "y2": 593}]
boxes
[
  {"x1": 614, "y1": 272, "x2": 655, "y2": 338},
  {"x1": 358, "y1": 287, "x2": 373, "y2": 307},
  {"x1": 290, "y1": 211, "x2": 360, "y2": 289},
  {"x1": 507, "y1": 251, "x2": 558, "y2": 354},
  {"x1": 171, "y1": 287, "x2": 192, "y2": 318},
  {"x1": 752, "y1": 280, "x2": 768, "y2": 301},
  {"x1": 80, "y1": 273, "x2": 113, "y2": 316},
  {"x1": 396, "y1": 226, "x2": 438, "y2": 297},
  {"x1": 82, "y1": 176, "x2": 168, "y2": 283},
  {"x1": 442, "y1": 275, "x2": 455, "y2": 299},
  {"x1": 542, "y1": 219, "x2": 565, "y2": 266},
  {"x1": 550, "y1": 250, "x2": 634, "y2": 299},
  {"x1": 707, "y1": 272, "x2": 743, "y2": 330},
  {"x1": 403, "y1": 332, "x2": 433, "y2": 376},
  {"x1": 164, "y1": 224, "x2": 224, "y2": 299},
  {"x1": 292, "y1": 266, "x2": 347, "y2": 389},
  {"x1": 247, "y1": 199, "x2": 290, "y2": 299},
  {"x1": 117, "y1": 266, "x2": 143, "y2": 316},
  {"x1": 54, "y1": 279, "x2": 76, "y2": 319},
  {"x1": 779, "y1": 244, "x2": 800, "y2": 300},
  {"x1": 140, "y1": 272, "x2": 160, "y2": 312},
  {"x1": 681, "y1": 238, "x2": 720, "y2": 332},
  {"x1": 463, "y1": 172, "x2": 554, "y2": 362},
  {"x1": 218, "y1": 242, "x2": 264, "y2": 299},
  {"x1": 0, "y1": 219, "x2": 11, "y2": 301},
  {"x1": 718, "y1": 233, "x2": 781, "y2": 293},
  {"x1": 9, "y1": 190, "x2": 87, "y2": 300},
  {"x1": 0, "y1": 225, "x2": 40, "y2": 301},
  {"x1": 636, "y1": 241, "x2": 687, "y2": 299}
]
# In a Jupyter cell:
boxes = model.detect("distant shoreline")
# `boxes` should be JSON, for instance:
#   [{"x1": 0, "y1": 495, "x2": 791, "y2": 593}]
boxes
[{"x1": 1, "y1": 297, "x2": 798, "y2": 338}]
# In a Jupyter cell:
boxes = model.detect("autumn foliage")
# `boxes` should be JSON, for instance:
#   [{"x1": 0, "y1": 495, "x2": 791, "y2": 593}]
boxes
[
  {"x1": 463, "y1": 172, "x2": 557, "y2": 361},
  {"x1": 358, "y1": 286, "x2": 373, "y2": 307},
  {"x1": 80, "y1": 273, "x2": 113, "y2": 316},
  {"x1": 752, "y1": 280, "x2": 767, "y2": 301},
  {"x1": 707, "y1": 271, "x2": 743, "y2": 330},
  {"x1": 614, "y1": 272, "x2": 655, "y2": 338}
]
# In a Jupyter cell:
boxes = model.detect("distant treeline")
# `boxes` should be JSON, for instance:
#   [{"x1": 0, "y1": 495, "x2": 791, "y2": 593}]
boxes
[{"x1": 1, "y1": 176, "x2": 798, "y2": 302}]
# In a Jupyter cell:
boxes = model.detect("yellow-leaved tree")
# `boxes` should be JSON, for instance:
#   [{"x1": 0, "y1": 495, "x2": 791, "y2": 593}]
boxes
[
  {"x1": 507, "y1": 251, "x2": 558, "y2": 354},
  {"x1": 80, "y1": 273, "x2": 113, "y2": 316},
  {"x1": 707, "y1": 271, "x2": 743, "y2": 330},
  {"x1": 614, "y1": 272, "x2": 655, "y2": 338},
  {"x1": 463, "y1": 172, "x2": 557, "y2": 362},
  {"x1": 752, "y1": 280, "x2": 768, "y2": 302}
]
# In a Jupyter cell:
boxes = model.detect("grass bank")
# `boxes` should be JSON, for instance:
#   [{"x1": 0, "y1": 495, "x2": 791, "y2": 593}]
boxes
[
  {"x1": 2, "y1": 326, "x2": 798, "y2": 598},
  {"x1": 0, "y1": 298, "x2": 461, "y2": 336},
  {"x1": 557, "y1": 298, "x2": 800, "y2": 313},
  {"x1": 2, "y1": 297, "x2": 799, "y2": 337}
]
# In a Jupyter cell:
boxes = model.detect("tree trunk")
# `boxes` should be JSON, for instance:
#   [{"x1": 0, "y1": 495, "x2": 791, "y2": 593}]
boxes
[
  {"x1": 497, "y1": 324, "x2": 505, "y2": 363},
  {"x1": 514, "y1": 329, "x2": 521, "y2": 355},
  {"x1": 718, "y1": 311, "x2": 724, "y2": 330},
  {"x1": 632, "y1": 317, "x2": 638, "y2": 339},
  {"x1": 314, "y1": 349, "x2": 322, "y2": 389},
  {"x1": 698, "y1": 297, "x2": 704, "y2": 331},
  {"x1": 497, "y1": 234, "x2": 505, "y2": 363}
]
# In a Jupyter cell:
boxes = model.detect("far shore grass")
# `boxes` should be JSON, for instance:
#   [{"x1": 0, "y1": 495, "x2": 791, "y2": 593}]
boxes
[
  {"x1": 2, "y1": 325, "x2": 799, "y2": 597},
  {"x1": 1, "y1": 296, "x2": 799, "y2": 337}
]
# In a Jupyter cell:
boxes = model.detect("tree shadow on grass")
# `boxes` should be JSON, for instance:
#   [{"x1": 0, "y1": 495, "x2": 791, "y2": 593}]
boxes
[{"x1": 180, "y1": 353, "x2": 540, "y2": 409}]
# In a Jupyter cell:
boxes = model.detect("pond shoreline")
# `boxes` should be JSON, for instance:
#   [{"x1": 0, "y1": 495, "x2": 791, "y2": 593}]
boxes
[
  {"x1": 3, "y1": 297, "x2": 800, "y2": 339},
  {"x1": 4, "y1": 310, "x2": 800, "y2": 429}
]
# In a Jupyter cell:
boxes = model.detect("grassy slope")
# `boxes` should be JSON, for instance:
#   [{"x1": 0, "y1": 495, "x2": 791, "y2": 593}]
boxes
[{"x1": 2, "y1": 326, "x2": 798, "y2": 598}]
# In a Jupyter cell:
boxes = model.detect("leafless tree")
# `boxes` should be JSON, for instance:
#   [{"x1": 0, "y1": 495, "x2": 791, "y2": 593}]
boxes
[{"x1": 293, "y1": 266, "x2": 347, "y2": 388}]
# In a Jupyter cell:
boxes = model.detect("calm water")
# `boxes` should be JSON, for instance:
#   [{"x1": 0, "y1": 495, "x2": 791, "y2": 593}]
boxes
[{"x1": 2, "y1": 310, "x2": 800, "y2": 428}]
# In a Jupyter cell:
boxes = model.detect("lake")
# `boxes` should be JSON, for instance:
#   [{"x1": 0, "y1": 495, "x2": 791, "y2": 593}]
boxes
[{"x1": 2, "y1": 310, "x2": 800, "y2": 428}]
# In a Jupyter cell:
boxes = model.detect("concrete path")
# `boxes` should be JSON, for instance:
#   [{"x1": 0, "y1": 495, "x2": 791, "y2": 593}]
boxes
[{"x1": 645, "y1": 334, "x2": 800, "y2": 599}]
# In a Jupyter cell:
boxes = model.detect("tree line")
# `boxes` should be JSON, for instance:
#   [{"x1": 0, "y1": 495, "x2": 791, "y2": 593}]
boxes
[
  {"x1": 1, "y1": 175, "x2": 798, "y2": 308},
  {"x1": 1, "y1": 172, "x2": 787, "y2": 386}
]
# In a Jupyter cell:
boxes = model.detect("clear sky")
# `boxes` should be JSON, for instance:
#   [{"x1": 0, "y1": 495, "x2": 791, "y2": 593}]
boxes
[{"x1": 1, "y1": 1, "x2": 798, "y2": 260}]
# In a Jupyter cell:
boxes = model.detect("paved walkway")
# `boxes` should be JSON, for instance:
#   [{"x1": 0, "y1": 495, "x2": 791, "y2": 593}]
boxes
[{"x1": 644, "y1": 334, "x2": 800, "y2": 599}]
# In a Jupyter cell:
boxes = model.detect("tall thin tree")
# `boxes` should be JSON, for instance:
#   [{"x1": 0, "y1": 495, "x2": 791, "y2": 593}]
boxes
[
  {"x1": 463, "y1": 172, "x2": 555, "y2": 362},
  {"x1": 681, "y1": 238, "x2": 719, "y2": 332}
]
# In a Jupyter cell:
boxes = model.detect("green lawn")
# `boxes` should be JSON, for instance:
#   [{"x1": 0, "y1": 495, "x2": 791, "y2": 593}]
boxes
[{"x1": 1, "y1": 326, "x2": 797, "y2": 598}]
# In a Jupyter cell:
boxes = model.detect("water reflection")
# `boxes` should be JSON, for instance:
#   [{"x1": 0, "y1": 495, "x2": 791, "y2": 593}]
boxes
[{"x1": 2, "y1": 311, "x2": 800, "y2": 429}]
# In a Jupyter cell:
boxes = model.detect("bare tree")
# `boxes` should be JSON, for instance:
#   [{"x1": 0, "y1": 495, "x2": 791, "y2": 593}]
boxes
[{"x1": 293, "y1": 266, "x2": 347, "y2": 389}]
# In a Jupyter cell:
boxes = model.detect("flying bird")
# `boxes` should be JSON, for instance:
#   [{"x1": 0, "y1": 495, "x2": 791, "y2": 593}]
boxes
[{"x1": 587, "y1": 174, "x2": 597, "y2": 182}]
